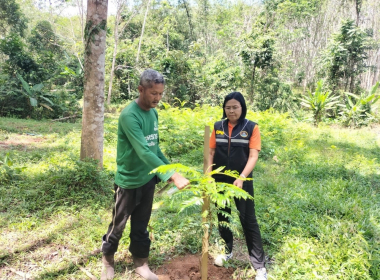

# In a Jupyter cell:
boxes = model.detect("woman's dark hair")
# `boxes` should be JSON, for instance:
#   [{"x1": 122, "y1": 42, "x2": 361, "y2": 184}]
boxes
[{"x1": 222, "y1": 92, "x2": 247, "y2": 123}]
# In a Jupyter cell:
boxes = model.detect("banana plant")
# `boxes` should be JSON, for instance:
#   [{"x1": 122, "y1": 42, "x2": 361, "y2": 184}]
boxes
[
  {"x1": 151, "y1": 163, "x2": 252, "y2": 279},
  {"x1": 361, "y1": 81, "x2": 380, "y2": 113},
  {"x1": 17, "y1": 73, "x2": 54, "y2": 111},
  {"x1": 300, "y1": 80, "x2": 341, "y2": 126},
  {"x1": 340, "y1": 82, "x2": 379, "y2": 127}
]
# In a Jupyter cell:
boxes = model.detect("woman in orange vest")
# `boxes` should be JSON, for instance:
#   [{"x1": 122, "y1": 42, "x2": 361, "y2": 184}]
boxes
[{"x1": 208, "y1": 92, "x2": 267, "y2": 280}]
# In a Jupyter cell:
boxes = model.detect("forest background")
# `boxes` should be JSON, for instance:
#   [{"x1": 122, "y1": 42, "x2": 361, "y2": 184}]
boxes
[
  {"x1": 0, "y1": 0, "x2": 379, "y2": 123},
  {"x1": 0, "y1": 0, "x2": 380, "y2": 279}
]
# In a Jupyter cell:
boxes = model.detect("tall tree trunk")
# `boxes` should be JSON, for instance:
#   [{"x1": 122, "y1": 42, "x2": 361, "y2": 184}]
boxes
[
  {"x1": 355, "y1": 0, "x2": 361, "y2": 26},
  {"x1": 107, "y1": 34, "x2": 118, "y2": 106},
  {"x1": 349, "y1": 67, "x2": 355, "y2": 93},
  {"x1": 76, "y1": 0, "x2": 85, "y2": 45},
  {"x1": 182, "y1": 0, "x2": 194, "y2": 40},
  {"x1": 107, "y1": 1, "x2": 137, "y2": 105},
  {"x1": 166, "y1": 29, "x2": 169, "y2": 53},
  {"x1": 136, "y1": 0, "x2": 151, "y2": 64},
  {"x1": 202, "y1": 0, "x2": 209, "y2": 54},
  {"x1": 107, "y1": 2, "x2": 121, "y2": 106},
  {"x1": 201, "y1": 126, "x2": 210, "y2": 280},
  {"x1": 80, "y1": 0, "x2": 108, "y2": 168},
  {"x1": 373, "y1": 50, "x2": 380, "y2": 86},
  {"x1": 250, "y1": 64, "x2": 256, "y2": 99}
]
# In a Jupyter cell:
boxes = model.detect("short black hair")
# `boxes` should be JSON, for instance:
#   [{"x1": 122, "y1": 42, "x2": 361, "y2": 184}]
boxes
[{"x1": 222, "y1": 92, "x2": 247, "y2": 123}]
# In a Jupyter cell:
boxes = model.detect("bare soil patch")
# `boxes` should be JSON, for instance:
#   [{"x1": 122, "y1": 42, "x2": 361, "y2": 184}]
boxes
[
  {"x1": 0, "y1": 134, "x2": 45, "y2": 150},
  {"x1": 156, "y1": 254, "x2": 235, "y2": 280}
]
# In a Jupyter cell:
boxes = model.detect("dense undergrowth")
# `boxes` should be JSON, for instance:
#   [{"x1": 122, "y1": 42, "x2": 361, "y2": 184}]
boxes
[{"x1": 0, "y1": 107, "x2": 379, "y2": 279}]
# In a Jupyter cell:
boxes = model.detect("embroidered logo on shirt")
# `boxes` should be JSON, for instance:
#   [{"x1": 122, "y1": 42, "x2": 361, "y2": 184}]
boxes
[
  {"x1": 154, "y1": 121, "x2": 158, "y2": 131},
  {"x1": 240, "y1": 131, "x2": 248, "y2": 138},
  {"x1": 216, "y1": 130, "x2": 224, "y2": 135}
]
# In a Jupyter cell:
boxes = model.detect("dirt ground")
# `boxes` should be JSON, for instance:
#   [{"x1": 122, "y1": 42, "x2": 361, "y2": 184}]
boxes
[
  {"x1": 0, "y1": 134, "x2": 45, "y2": 150},
  {"x1": 155, "y1": 254, "x2": 235, "y2": 280}
]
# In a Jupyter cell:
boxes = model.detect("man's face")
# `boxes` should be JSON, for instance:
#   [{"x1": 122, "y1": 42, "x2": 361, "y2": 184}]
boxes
[{"x1": 138, "y1": 83, "x2": 165, "y2": 110}]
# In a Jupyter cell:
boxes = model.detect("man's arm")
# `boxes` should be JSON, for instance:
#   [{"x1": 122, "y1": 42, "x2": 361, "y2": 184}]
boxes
[
  {"x1": 120, "y1": 115, "x2": 173, "y2": 181},
  {"x1": 157, "y1": 145, "x2": 189, "y2": 189},
  {"x1": 157, "y1": 145, "x2": 170, "y2": 164},
  {"x1": 121, "y1": 114, "x2": 189, "y2": 188}
]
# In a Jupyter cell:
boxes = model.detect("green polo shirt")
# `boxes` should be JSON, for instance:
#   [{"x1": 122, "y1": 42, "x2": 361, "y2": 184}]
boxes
[{"x1": 114, "y1": 101, "x2": 174, "y2": 189}]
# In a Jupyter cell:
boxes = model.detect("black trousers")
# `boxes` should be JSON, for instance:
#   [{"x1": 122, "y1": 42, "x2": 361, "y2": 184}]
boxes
[
  {"x1": 217, "y1": 181, "x2": 265, "y2": 269},
  {"x1": 101, "y1": 176, "x2": 157, "y2": 258}
]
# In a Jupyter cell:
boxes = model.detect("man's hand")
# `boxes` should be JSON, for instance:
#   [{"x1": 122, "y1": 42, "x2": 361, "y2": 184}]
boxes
[
  {"x1": 233, "y1": 179, "x2": 243, "y2": 189},
  {"x1": 170, "y1": 172, "x2": 190, "y2": 190}
]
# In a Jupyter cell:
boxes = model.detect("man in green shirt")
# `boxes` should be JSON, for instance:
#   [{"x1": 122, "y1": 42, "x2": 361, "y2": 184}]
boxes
[{"x1": 101, "y1": 69, "x2": 189, "y2": 280}]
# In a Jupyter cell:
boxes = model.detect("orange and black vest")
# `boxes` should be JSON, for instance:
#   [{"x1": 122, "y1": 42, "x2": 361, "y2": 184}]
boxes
[{"x1": 213, "y1": 119, "x2": 256, "y2": 184}]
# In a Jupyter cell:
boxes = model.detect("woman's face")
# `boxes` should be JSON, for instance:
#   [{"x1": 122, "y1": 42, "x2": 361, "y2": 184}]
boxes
[{"x1": 224, "y1": 99, "x2": 242, "y2": 123}]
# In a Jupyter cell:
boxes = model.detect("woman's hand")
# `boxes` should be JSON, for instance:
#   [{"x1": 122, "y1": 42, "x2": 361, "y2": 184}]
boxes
[{"x1": 233, "y1": 178, "x2": 244, "y2": 188}]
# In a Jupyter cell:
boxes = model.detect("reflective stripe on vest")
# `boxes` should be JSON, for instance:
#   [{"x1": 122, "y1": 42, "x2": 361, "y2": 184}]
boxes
[
  {"x1": 230, "y1": 139, "x2": 249, "y2": 144},
  {"x1": 216, "y1": 139, "x2": 228, "y2": 143}
]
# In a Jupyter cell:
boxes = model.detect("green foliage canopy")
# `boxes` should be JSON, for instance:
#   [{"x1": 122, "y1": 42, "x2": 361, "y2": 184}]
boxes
[{"x1": 0, "y1": 0, "x2": 27, "y2": 37}]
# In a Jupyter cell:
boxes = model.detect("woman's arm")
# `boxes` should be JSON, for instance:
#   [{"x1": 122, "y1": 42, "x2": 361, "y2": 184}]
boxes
[
  {"x1": 207, "y1": 148, "x2": 215, "y2": 173},
  {"x1": 233, "y1": 148, "x2": 259, "y2": 188}
]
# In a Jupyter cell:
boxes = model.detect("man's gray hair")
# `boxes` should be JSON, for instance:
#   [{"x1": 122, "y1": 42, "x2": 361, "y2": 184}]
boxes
[{"x1": 139, "y1": 69, "x2": 165, "y2": 88}]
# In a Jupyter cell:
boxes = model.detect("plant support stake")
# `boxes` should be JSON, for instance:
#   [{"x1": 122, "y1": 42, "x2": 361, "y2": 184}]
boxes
[{"x1": 201, "y1": 125, "x2": 210, "y2": 280}]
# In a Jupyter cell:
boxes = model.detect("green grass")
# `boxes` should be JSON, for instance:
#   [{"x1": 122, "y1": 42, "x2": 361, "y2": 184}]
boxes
[
  {"x1": 257, "y1": 125, "x2": 380, "y2": 279},
  {"x1": 0, "y1": 108, "x2": 379, "y2": 279}
]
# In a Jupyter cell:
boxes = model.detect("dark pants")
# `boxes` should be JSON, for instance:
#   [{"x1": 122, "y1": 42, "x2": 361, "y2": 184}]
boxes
[
  {"x1": 101, "y1": 176, "x2": 158, "y2": 258},
  {"x1": 217, "y1": 181, "x2": 265, "y2": 269}
]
